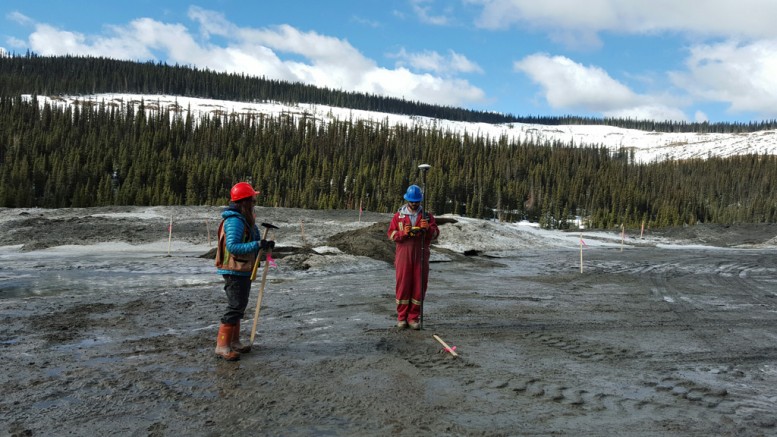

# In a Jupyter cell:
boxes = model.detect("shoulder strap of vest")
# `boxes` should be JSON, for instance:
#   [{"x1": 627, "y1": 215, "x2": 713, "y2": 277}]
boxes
[
  {"x1": 218, "y1": 215, "x2": 252, "y2": 242},
  {"x1": 215, "y1": 219, "x2": 227, "y2": 268}
]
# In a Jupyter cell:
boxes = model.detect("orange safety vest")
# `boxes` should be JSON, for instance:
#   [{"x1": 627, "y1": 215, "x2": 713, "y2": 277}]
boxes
[{"x1": 215, "y1": 218, "x2": 256, "y2": 272}]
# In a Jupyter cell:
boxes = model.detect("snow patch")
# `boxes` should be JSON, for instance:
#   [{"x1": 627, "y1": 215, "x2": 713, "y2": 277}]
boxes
[{"x1": 25, "y1": 93, "x2": 777, "y2": 164}]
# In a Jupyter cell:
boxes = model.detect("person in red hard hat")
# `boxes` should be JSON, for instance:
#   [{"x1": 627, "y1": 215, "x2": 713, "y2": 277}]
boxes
[
  {"x1": 387, "y1": 184, "x2": 439, "y2": 329},
  {"x1": 213, "y1": 182, "x2": 274, "y2": 361}
]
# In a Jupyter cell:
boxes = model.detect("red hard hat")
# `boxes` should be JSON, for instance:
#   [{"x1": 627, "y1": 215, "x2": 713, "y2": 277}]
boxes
[{"x1": 230, "y1": 182, "x2": 259, "y2": 202}]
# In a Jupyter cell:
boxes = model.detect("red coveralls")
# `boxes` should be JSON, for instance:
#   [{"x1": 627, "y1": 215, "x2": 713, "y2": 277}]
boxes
[{"x1": 387, "y1": 206, "x2": 440, "y2": 324}]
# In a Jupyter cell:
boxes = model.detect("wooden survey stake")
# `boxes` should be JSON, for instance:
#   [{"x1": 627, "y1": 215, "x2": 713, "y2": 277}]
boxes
[{"x1": 433, "y1": 334, "x2": 459, "y2": 357}]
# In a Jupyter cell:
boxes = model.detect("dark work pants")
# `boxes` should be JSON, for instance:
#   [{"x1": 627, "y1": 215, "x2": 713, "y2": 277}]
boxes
[{"x1": 221, "y1": 275, "x2": 252, "y2": 324}]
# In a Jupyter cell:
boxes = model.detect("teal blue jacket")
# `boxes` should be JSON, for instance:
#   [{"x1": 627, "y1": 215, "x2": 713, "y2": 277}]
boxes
[{"x1": 216, "y1": 207, "x2": 260, "y2": 276}]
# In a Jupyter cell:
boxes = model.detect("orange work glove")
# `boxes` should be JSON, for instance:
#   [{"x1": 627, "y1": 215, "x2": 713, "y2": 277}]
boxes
[{"x1": 393, "y1": 229, "x2": 408, "y2": 242}]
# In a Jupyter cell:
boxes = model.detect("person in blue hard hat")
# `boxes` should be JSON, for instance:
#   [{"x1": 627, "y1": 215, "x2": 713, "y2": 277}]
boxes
[{"x1": 387, "y1": 184, "x2": 439, "y2": 329}]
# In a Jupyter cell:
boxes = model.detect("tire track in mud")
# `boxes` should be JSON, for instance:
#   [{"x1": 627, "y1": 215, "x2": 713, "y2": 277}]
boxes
[
  {"x1": 371, "y1": 326, "x2": 742, "y2": 430},
  {"x1": 704, "y1": 258, "x2": 777, "y2": 309},
  {"x1": 484, "y1": 374, "x2": 736, "y2": 417},
  {"x1": 645, "y1": 256, "x2": 738, "y2": 347},
  {"x1": 466, "y1": 337, "x2": 740, "y2": 429},
  {"x1": 373, "y1": 332, "x2": 477, "y2": 372},
  {"x1": 508, "y1": 332, "x2": 736, "y2": 421},
  {"x1": 616, "y1": 252, "x2": 777, "y2": 426},
  {"x1": 437, "y1": 250, "x2": 777, "y2": 432},
  {"x1": 521, "y1": 331, "x2": 653, "y2": 361},
  {"x1": 439, "y1": 316, "x2": 757, "y2": 426},
  {"x1": 643, "y1": 254, "x2": 777, "y2": 352},
  {"x1": 615, "y1": 252, "x2": 777, "y2": 314}
]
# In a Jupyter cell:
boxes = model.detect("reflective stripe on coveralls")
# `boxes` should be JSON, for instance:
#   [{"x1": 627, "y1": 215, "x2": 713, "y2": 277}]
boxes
[{"x1": 387, "y1": 207, "x2": 438, "y2": 324}]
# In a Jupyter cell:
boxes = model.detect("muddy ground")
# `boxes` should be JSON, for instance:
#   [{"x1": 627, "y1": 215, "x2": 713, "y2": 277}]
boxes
[{"x1": 2, "y1": 206, "x2": 777, "y2": 436}]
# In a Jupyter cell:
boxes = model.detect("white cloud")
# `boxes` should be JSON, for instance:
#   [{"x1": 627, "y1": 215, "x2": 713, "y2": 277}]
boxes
[
  {"x1": 410, "y1": 0, "x2": 452, "y2": 26},
  {"x1": 514, "y1": 53, "x2": 687, "y2": 121},
  {"x1": 7, "y1": 11, "x2": 33, "y2": 26},
  {"x1": 468, "y1": 0, "x2": 777, "y2": 39},
  {"x1": 448, "y1": 51, "x2": 484, "y2": 74},
  {"x1": 186, "y1": 7, "x2": 484, "y2": 104},
  {"x1": 6, "y1": 36, "x2": 26, "y2": 50},
  {"x1": 391, "y1": 48, "x2": 483, "y2": 74},
  {"x1": 670, "y1": 40, "x2": 777, "y2": 117},
  {"x1": 547, "y1": 30, "x2": 603, "y2": 51},
  {"x1": 365, "y1": 67, "x2": 485, "y2": 105},
  {"x1": 187, "y1": 6, "x2": 235, "y2": 39},
  {"x1": 350, "y1": 16, "x2": 382, "y2": 29},
  {"x1": 23, "y1": 18, "x2": 205, "y2": 61},
  {"x1": 26, "y1": 23, "x2": 147, "y2": 59},
  {"x1": 514, "y1": 54, "x2": 634, "y2": 109},
  {"x1": 464, "y1": 1, "x2": 777, "y2": 119},
  {"x1": 11, "y1": 6, "x2": 487, "y2": 109},
  {"x1": 603, "y1": 105, "x2": 688, "y2": 123}
]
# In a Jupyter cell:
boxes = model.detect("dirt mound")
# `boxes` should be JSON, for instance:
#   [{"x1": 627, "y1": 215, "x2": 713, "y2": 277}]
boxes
[
  {"x1": 326, "y1": 218, "x2": 461, "y2": 263},
  {"x1": 0, "y1": 212, "x2": 206, "y2": 250},
  {"x1": 204, "y1": 217, "x2": 460, "y2": 268},
  {"x1": 327, "y1": 221, "x2": 395, "y2": 263},
  {"x1": 650, "y1": 223, "x2": 777, "y2": 247}
]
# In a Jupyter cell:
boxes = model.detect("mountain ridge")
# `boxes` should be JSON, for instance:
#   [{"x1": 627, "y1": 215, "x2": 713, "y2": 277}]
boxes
[{"x1": 27, "y1": 92, "x2": 777, "y2": 164}]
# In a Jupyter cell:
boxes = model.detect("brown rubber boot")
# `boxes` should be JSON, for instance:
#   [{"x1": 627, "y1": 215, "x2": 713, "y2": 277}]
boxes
[
  {"x1": 231, "y1": 320, "x2": 252, "y2": 353},
  {"x1": 215, "y1": 323, "x2": 240, "y2": 361}
]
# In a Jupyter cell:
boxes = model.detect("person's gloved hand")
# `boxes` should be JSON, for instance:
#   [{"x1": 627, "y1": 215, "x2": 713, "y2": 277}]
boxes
[
  {"x1": 260, "y1": 239, "x2": 275, "y2": 250},
  {"x1": 418, "y1": 219, "x2": 429, "y2": 230},
  {"x1": 393, "y1": 229, "x2": 408, "y2": 242}
]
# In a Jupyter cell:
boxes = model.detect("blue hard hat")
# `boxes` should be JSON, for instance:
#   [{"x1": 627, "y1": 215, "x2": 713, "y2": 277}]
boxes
[{"x1": 403, "y1": 185, "x2": 423, "y2": 202}]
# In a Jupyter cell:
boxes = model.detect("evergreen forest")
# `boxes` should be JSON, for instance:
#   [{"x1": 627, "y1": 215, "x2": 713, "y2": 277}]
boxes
[
  {"x1": 3, "y1": 53, "x2": 776, "y2": 133},
  {"x1": 2, "y1": 54, "x2": 777, "y2": 228}
]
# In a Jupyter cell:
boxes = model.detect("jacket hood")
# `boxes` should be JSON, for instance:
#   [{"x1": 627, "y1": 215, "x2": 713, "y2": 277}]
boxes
[
  {"x1": 221, "y1": 205, "x2": 243, "y2": 220},
  {"x1": 399, "y1": 204, "x2": 423, "y2": 216}
]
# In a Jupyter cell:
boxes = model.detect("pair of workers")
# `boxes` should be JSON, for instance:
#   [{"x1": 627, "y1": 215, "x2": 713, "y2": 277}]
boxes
[{"x1": 213, "y1": 183, "x2": 439, "y2": 361}]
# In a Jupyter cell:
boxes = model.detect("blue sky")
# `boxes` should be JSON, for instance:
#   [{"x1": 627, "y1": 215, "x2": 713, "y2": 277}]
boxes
[{"x1": 2, "y1": 1, "x2": 777, "y2": 123}]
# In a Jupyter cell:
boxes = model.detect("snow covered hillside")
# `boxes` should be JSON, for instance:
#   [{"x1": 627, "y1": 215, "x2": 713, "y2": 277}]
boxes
[{"x1": 29, "y1": 93, "x2": 777, "y2": 164}]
